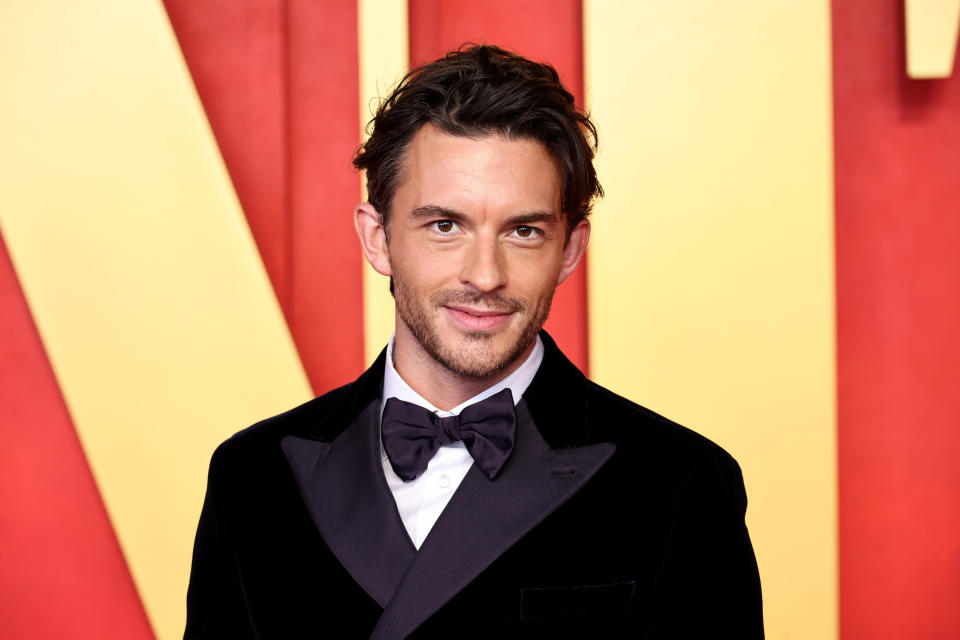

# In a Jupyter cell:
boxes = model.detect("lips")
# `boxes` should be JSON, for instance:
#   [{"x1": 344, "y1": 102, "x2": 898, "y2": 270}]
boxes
[{"x1": 444, "y1": 305, "x2": 513, "y2": 331}]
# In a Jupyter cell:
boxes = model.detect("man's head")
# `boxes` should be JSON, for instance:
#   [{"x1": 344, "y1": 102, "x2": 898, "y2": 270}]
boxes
[
  {"x1": 353, "y1": 44, "x2": 602, "y2": 235},
  {"x1": 353, "y1": 45, "x2": 601, "y2": 384}
]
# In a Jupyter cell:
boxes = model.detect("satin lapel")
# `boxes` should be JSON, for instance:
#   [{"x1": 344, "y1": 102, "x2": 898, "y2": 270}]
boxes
[
  {"x1": 369, "y1": 401, "x2": 616, "y2": 640},
  {"x1": 281, "y1": 400, "x2": 416, "y2": 607}
]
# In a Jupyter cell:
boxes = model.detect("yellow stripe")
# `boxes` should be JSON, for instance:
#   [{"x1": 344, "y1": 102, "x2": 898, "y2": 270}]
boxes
[
  {"x1": 0, "y1": 2, "x2": 312, "y2": 638},
  {"x1": 358, "y1": 0, "x2": 408, "y2": 363},
  {"x1": 905, "y1": 0, "x2": 960, "y2": 78},
  {"x1": 585, "y1": 3, "x2": 836, "y2": 638}
]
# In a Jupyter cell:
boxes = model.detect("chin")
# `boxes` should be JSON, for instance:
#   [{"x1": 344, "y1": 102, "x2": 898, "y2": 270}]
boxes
[{"x1": 431, "y1": 326, "x2": 536, "y2": 379}]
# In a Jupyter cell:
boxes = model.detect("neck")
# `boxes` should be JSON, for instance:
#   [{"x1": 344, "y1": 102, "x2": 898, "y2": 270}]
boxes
[{"x1": 391, "y1": 323, "x2": 534, "y2": 411}]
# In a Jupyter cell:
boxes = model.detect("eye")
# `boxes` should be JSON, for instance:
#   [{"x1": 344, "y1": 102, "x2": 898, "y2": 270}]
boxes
[
  {"x1": 432, "y1": 220, "x2": 457, "y2": 233},
  {"x1": 512, "y1": 225, "x2": 541, "y2": 239}
]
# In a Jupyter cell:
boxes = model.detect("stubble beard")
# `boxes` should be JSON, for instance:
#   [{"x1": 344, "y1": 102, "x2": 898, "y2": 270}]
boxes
[{"x1": 392, "y1": 273, "x2": 553, "y2": 379}]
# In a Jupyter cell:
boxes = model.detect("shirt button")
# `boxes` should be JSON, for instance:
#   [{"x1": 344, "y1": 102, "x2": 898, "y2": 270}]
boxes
[{"x1": 437, "y1": 474, "x2": 450, "y2": 489}]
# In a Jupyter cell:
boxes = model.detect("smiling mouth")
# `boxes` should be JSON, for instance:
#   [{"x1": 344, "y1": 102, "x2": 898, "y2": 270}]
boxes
[
  {"x1": 447, "y1": 305, "x2": 512, "y2": 317},
  {"x1": 444, "y1": 305, "x2": 514, "y2": 331}
]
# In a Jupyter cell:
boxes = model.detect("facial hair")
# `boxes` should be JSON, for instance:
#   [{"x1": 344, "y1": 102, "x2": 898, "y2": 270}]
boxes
[{"x1": 392, "y1": 274, "x2": 553, "y2": 379}]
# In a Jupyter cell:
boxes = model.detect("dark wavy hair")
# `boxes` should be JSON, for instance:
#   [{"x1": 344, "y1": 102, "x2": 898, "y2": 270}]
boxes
[{"x1": 353, "y1": 44, "x2": 602, "y2": 236}]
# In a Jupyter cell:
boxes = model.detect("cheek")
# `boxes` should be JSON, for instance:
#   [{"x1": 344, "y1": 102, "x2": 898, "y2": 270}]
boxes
[
  {"x1": 508, "y1": 254, "x2": 563, "y2": 299},
  {"x1": 394, "y1": 251, "x2": 458, "y2": 294}
]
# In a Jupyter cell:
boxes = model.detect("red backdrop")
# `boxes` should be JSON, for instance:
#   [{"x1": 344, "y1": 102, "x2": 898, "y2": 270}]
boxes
[{"x1": 834, "y1": 1, "x2": 960, "y2": 638}]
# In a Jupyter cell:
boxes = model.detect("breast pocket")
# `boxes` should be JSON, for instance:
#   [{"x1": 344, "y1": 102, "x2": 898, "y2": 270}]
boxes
[{"x1": 520, "y1": 580, "x2": 637, "y2": 621}]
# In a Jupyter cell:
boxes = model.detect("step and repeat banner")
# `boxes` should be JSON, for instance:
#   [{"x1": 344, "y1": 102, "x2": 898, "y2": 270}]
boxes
[{"x1": 1, "y1": 1, "x2": 957, "y2": 639}]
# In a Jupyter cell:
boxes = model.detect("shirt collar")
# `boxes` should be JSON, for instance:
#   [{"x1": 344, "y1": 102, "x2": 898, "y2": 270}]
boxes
[{"x1": 380, "y1": 334, "x2": 544, "y2": 418}]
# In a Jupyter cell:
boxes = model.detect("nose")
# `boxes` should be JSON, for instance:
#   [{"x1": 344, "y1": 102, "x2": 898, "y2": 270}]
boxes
[{"x1": 458, "y1": 232, "x2": 506, "y2": 293}]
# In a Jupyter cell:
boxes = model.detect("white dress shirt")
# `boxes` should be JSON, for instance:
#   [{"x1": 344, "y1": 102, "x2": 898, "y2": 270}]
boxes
[{"x1": 380, "y1": 336, "x2": 544, "y2": 549}]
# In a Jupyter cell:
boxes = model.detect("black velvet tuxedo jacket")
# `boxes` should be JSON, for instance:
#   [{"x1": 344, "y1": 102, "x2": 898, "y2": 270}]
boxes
[{"x1": 184, "y1": 332, "x2": 764, "y2": 639}]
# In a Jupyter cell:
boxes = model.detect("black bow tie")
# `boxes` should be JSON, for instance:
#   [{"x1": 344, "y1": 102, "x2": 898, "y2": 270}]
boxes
[{"x1": 381, "y1": 388, "x2": 517, "y2": 482}]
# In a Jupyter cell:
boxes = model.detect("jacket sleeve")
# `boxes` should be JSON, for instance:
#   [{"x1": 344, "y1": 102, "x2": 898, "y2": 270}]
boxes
[
  {"x1": 184, "y1": 444, "x2": 257, "y2": 640},
  {"x1": 648, "y1": 452, "x2": 765, "y2": 639}
]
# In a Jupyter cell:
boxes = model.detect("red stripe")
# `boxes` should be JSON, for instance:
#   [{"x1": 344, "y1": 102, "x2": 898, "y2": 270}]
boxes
[
  {"x1": 0, "y1": 233, "x2": 154, "y2": 639},
  {"x1": 408, "y1": 0, "x2": 589, "y2": 373},
  {"x1": 164, "y1": 0, "x2": 364, "y2": 394},
  {"x1": 163, "y1": 1, "x2": 290, "y2": 307},
  {"x1": 833, "y1": 1, "x2": 960, "y2": 638},
  {"x1": 286, "y1": 0, "x2": 365, "y2": 392}
]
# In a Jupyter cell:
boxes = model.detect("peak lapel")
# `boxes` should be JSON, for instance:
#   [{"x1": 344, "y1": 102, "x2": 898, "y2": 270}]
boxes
[
  {"x1": 281, "y1": 400, "x2": 416, "y2": 608},
  {"x1": 369, "y1": 401, "x2": 616, "y2": 640}
]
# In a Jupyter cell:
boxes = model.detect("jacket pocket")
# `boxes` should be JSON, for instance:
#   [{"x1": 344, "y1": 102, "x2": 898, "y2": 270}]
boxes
[{"x1": 520, "y1": 580, "x2": 636, "y2": 621}]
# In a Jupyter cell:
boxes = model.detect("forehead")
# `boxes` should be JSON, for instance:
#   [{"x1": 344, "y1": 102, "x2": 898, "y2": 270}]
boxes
[{"x1": 393, "y1": 125, "x2": 562, "y2": 217}]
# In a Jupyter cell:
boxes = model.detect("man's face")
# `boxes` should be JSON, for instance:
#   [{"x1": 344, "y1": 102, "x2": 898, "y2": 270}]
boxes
[{"x1": 380, "y1": 124, "x2": 582, "y2": 379}]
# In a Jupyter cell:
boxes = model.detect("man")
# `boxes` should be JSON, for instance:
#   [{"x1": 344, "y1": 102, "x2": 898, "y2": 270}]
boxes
[{"x1": 185, "y1": 45, "x2": 763, "y2": 639}]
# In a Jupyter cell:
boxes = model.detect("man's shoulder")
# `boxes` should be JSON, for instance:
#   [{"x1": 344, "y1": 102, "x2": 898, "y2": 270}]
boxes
[
  {"x1": 209, "y1": 381, "x2": 355, "y2": 469},
  {"x1": 581, "y1": 378, "x2": 741, "y2": 477},
  {"x1": 534, "y1": 332, "x2": 738, "y2": 474}
]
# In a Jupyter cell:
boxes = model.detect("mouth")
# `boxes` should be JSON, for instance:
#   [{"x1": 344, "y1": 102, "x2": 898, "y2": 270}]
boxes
[{"x1": 444, "y1": 305, "x2": 514, "y2": 331}]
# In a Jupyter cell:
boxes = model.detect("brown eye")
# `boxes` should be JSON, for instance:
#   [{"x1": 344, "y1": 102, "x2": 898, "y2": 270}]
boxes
[
  {"x1": 515, "y1": 226, "x2": 533, "y2": 238},
  {"x1": 435, "y1": 220, "x2": 454, "y2": 232}
]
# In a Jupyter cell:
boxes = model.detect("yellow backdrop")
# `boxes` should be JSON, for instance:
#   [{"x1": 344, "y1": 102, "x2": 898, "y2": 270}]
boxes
[
  {"x1": 0, "y1": 2, "x2": 312, "y2": 638},
  {"x1": 585, "y1": 3, "x2": 837, "y2": 639}
]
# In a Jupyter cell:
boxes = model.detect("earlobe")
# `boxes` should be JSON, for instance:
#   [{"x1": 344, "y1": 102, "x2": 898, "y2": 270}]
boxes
[
  {"x1": 354, "y1": 202, "x2": 392, "y2": 277},
  {"x1": 556, "y1": 219, "x2": 590, "y2": 286}
]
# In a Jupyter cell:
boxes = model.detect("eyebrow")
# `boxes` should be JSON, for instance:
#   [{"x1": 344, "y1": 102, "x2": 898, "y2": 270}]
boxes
[
  {"x1": 410, "y1": 205, "x2": 468, "y2": 222},
  {"x1": 410, "y1": 205, "x2": 560, "y2": 226},
  {"x1": 506, "y1": 211, "x2": 559, "y2": 226}
]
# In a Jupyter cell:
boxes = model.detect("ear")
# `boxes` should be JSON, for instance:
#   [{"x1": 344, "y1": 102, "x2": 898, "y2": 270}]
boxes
[
  {"x1": 354, "y1": 202, "x2": 392, "y2": 277},
  {"x1": 556, "y1": 219, "x2": 590, "y2": 286}
]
